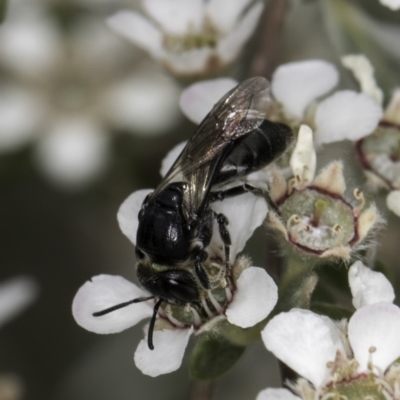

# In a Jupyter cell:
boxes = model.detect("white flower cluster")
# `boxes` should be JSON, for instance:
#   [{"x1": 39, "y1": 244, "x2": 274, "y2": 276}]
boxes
[
  {"x1": 73, "y1": 147, "x2": 278, "y2": 377},
  {"x1": 0, "y1": 0, "x2": 181, "y2": 188},
  {"x1": 107, "y1": 0, "x2": 264, "y2": 76},
  {"x1": 179, "y1": 59, "x2": 383, "y2": 146},
  {"x1": 72, "y1": 54, "x2": 391, "y2": 380},
  {"x1": 258, "y1": 261, "x2": 400, "y2": 400}
]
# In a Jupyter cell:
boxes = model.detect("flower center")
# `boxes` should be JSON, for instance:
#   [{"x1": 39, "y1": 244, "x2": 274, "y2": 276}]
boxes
[
  {"x1": 158, "y1": 256, "x2": 249, "y2": 329},
  {"x1": 322, "y1": 374, "x2": 387, "y2": 400},
  {"x1": 280, "y1": 188, "x2": 355, "y2": 253},
  {"x1": 163, "y1": 20, "x2": 219, "y2": 53}
]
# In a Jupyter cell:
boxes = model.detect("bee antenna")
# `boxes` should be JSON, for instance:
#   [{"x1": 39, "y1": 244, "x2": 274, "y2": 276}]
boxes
[
  {"x1": 92, "y1": 296, "x2": 154, "y2": 317},
  {"x1": 147, "y1": 299, "x2": 163, "y2": 351}
]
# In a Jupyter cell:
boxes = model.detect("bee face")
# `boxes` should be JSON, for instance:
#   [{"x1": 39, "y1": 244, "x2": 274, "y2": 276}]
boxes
[{"x1": 136, "y1": 261, "x2": 200, "y2": 305}]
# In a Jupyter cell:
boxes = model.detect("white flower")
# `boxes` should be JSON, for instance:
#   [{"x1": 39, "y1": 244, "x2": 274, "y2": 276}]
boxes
[
  {"x1": 179, "y1": 60, "x2": 383, "y2": 145},
  {"x1": 0, "y1": 3, "x2": 181, "y2": 188},
  {"x1": 379, "y1": 0, "x2": 400, "y2": 10},
  {"x1": 342, "y1": 55, "x2": 400, "y2": 218},
  {"x1": 73, "y1": 144, "x2": 278, "y2": 377},
  {"x1": 0, "y1": 276, "x2": 38, "y2": 328},
  {"x1": 258, "y1": 261, "x2": 400, "y2": 400},
  {"x1": 107, "y1": 0, "x2": 264, "y2": 76}
]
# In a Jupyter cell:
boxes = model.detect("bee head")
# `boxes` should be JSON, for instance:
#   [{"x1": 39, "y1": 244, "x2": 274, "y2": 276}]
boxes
[{"x1": 136, "y1": 256, "x2": 200, "y2": 305}]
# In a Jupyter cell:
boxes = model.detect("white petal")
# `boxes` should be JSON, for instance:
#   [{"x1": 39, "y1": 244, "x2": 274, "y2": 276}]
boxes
[
  {"x1": 207, "y1": 0, "x2": 253, "y2": 33},
  {"x1": 262, "y1": 309, "x2": 346, "y2": 388},
  {"x1": 387, "y1": 190, "x2": 400, "y2": 216},
  {"x1": 106, "y1": 11, "x2": 164, "y2": 58},
  {"x1": 289, "y1": 124, "x2": 316, "y2": 186},
  {"x1": 72, "y1": 275, "x2": 153, "y2": 334},
  {"x1": 0, "y1": 276, "x2": 38, "y2": 328},
  {"x1": 0, "y1": 15, "x2": 62, "y2": 78},
  {"x1": 143, "y1": 0, "x2": 204, "y2": 35},
  {"x1": 0, "y1": 86, "x2": 46, "y2": 152},
  {"x1": 348, "y1": 261, "x2": 395, "y2": 309},
  {"x1": 341, "y1": 54, "x2": 383, "y2": 105},
  {"x1": 217, "y1": 2, "x2": 264, "y2": 64},
  {"x1": 349, "y1": 303, "x2": 400, "y2": 372},
  {"x1": 226, "y1": 267, "x2": 277, "y2": 328},
  {"x1": 257, "y1": 388, "x2": 301, "y2": 400},
  {"x1": 160, "y1": 141, "x2": 187, "y2": 177},
  {"x1": 134, "y1": 327, "x2": 193, "y2": 376},
  {"x1": 164, "y1": 47, "x2": 212, "y2": 76},
  {"x1": 34, "y1": 117, "x2": 109, "y2": 188},
  {"x1": 117, "y1": 189, "x2": 153, "y2": 245},
  {"x1": 209, "y1": 193, "x2": 268, "y2": 262},
  {"x1": 379, "y1": 0, "x2": 400, "y2": 10},
  {"x1": 271, "y1": 60, "x2": 339, "y2": 119},
  {"x1": 104, "y1": 71, "x2": 181, "y2": 135},
  {"x1": 314, "y1": 91, "x2": 383, "y2": 145},
  {"x1": 179, "y1": 78, "x2": 238, "y2": 124}
]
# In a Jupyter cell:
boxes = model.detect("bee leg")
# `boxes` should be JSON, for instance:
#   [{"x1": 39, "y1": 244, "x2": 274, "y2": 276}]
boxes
[
  {"x1": 210, "y1": 183, "x2": 279, "y2": 213},
  {"x1": 214, "y1": 212, "x2": 232, "y2": 279},
  {"x1": 192, "y1": 213, "x2": 214, "y2": 289},
  {"x1": 194, "y1": 251, "x2": 210, "y2": 290}
]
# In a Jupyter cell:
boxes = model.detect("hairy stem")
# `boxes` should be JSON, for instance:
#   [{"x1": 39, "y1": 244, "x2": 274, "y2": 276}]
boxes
[
  {"x1": 276, "y1": 257, "x2": 318, "y2": 313},
  {"x1": 250, "y1": 0, "x2": 290, "y2": 79}
]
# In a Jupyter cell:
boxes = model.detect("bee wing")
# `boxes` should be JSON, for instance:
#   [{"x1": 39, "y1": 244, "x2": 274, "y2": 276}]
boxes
[{"x1": 153, "y1": 77, "x2": 272, "y2": 221}]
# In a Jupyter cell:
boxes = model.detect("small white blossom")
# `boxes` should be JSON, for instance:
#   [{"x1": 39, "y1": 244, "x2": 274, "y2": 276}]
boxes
[
  {"x1": 343, "y1": 55, "x2": 400, "y2": 218},
  {"x1": 179, "y1": 60, "x2": 382, "y2": 145},
  {"x1": 0, "y1": 3, "x2": 181, "y2": 188},
  {"x1": 259, "y1": 261, "x2": 400, "y2": 400},
  {"x1": 271, "y1": 60, "x2": 382, "y2": 144},
  {"x1": 107, "y1": 0, "x2": 264, "y2": 76},
  {"x1": 73, "y1": 144, "x2": 278, "y2": 377}
]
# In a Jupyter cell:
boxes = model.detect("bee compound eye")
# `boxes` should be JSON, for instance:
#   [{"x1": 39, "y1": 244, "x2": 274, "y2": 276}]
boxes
[{"x1": 166, "y1": 278, "x2": 199, "y2": 304}]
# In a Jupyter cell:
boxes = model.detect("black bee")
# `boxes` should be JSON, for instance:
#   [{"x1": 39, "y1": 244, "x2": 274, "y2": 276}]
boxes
[{"x1": 93, "y1": 77, "x2": 294, "y2": 349}]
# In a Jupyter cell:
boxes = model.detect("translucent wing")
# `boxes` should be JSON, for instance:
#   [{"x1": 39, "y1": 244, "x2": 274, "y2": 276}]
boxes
[{"x1": 152, "y1": 77, "x2": 272, "y2": 222}]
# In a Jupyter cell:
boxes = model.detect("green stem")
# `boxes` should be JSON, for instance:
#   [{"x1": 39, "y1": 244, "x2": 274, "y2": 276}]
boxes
[{"x1": 275, "y1": 256, "x2": 318, "y2": 313}]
